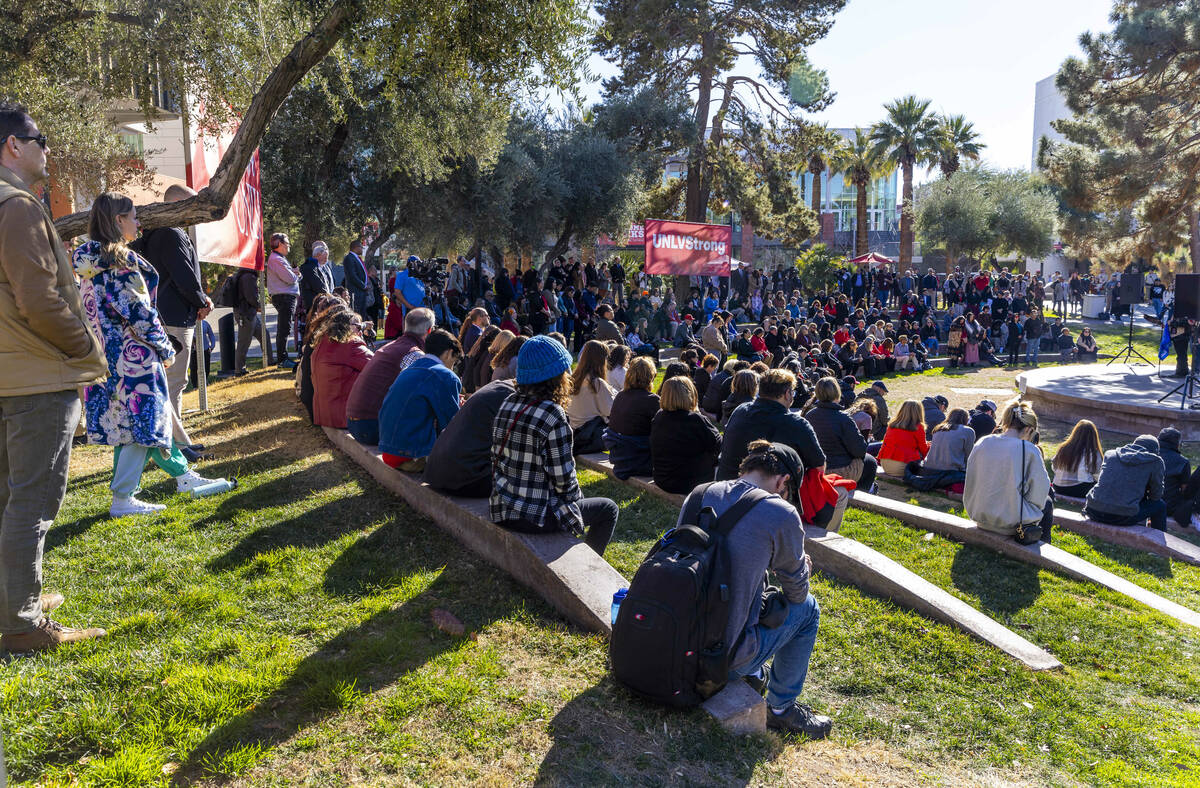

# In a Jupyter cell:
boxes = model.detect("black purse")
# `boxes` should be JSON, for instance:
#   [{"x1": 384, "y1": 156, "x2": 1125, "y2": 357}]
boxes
[{"x1": 1013, "y1": 440, "x2": 1043, "y2": 545}]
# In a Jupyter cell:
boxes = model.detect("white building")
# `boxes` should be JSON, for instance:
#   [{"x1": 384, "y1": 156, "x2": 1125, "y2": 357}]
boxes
[{"x1": 1029, "y1": 73, "x2": 1073, "y2": 279}]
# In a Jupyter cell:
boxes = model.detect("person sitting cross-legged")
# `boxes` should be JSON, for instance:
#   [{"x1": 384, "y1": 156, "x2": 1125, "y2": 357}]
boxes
[
  {"x1": 491, "y1": 336, "x2": 619, "y2": 555},
  {"x1": 682, "y1": 439, "x2": 832, "y2": 739},
  {"x1": 377, "y1": 329, "x2": 464, "y2": 473},
  {"x1": 1084, "y1": 434, "x2": 1167, "y2": 531}
]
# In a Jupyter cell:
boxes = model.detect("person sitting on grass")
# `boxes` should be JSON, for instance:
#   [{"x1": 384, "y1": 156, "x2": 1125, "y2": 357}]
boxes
[
  {"x1": 681, "y1": 439, "x2": 832, "y2": 739},
  {"x1": 344, "y1": 307, "x2": 434, "y2": 446},
  {"x1": 297, "y1": 293, "x2": 344, "y2": 422},
  {"x1": 905, "y1": 408, "x2": 974, "y2": 492},
  {"x1": 717, "y1": 369, "x2": 826, "y2": 482},
  {"x1": 1050, "y1": 419, "x2": 1103, "y2": 498},
  {"x1": 491, "y1": 336, "x2": 619, "y2": 555},
  {"x1": 1075, "y1": 327, "x2": 1099, "y2": 363},
  {"x1": 1084, "y1": 434, "x2": 1167, "y2": 531},
  {"x1": 876, "y1": 400, "x2": 929, "y2": 478},
  {"x1": 803, "y1": 377, "x2": 878, "y2": 493},
  {"x1": 603, "y1": 357, "x2": 658, "y2": 479},
  {"x1": 650, "y1": 376, "x2": 722, "y2": 494},
  {"x1": 964, "y1": 399, "x2": 1054, "y2": 544},
  {"x1": 721, "y1": 369, "x2": 760, "y2": 426},
  {"x1": 377, "y1": 329, "x2": 464, "y2": 472}
]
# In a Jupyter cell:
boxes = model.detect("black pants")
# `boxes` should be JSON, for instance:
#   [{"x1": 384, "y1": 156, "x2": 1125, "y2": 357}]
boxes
[
  {"x1": 431, "y1": 476, "x2": 492, "y2": 499},
  {"x1": 1174, "y1": 334, "x2": 1190, "y2": 377},
  {"x1": 1052, "y1": 481, "x2": 1093, "y2": 499},
  {"x1": 271, "y1": 294, "x2": 297, "y2": 362},
  {"x1": 500, "y1": 497, "x2": 618, "y2": 555}
]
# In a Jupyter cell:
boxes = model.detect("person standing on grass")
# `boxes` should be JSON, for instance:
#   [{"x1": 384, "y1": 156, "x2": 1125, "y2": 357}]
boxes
[
  {"x1": 264, "y1": 232, "x2": 301, "y2": 370},
  {"x1": 491, "y1": 336, "x2": 619, "y2": 555},
  {"x1": 73, "y1": 194, "x2": 228, "y2": 521},
  {"x1": 232, "y1": 266, "x2": 273, "y2": 374},
  {"x1": 343, "y1": 240, "x2": 371, "y2": 320},
  {"x1": 130, "y1": 184, "x2": 213, "y2": 461},
  {"x1": 0, "y1": 103, "x2": 111, "y2": 651}
]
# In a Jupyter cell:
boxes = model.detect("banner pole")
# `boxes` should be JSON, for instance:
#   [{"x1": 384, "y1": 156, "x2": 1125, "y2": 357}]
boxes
[{"x1": 182, "y1": 106, "x2": 208, "y2": 412}]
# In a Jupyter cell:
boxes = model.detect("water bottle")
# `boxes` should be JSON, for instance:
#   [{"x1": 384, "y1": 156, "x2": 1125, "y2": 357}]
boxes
[
  {"x1": 611, "y1": 588, "x2": 628, "y2": 626},
  {"x1": 191, "y1": 477, "x2": 238, "y2": 499}
]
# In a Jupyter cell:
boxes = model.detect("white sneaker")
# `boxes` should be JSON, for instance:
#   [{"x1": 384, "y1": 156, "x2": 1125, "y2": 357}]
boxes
[
  {"x1": 175, "y1": 470, "x2": 224, "y2": 493},
  {"x1": 109, "y1": 496, "x2": 166, "y2": 518}
]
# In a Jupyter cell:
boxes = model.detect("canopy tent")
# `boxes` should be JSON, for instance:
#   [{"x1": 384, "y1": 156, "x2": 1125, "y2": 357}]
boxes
[{"x1": 847, "y1": 252, "x2": 895, "y2": 268}]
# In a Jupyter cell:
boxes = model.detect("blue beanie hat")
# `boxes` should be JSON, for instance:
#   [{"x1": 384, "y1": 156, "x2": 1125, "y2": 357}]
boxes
[{"x1": 516, "y1": 335, "x2": 573, "y2": 385}]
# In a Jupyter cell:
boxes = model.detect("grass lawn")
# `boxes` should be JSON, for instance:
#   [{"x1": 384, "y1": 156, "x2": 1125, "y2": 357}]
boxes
[{"x1": 4, "y1": 367, "x2": 1199, "y2": 786}]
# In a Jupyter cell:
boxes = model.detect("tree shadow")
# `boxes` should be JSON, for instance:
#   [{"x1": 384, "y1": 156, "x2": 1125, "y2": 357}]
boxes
[
  {"x1": 45, "y1": 512, "x2": 110, "y2": 553},
  {"x1": 534, "y1": 681, "x2": 777, "y2": 787},
  {"x1": 171, "y1": 570, "x2": 505, "y2": 786},
  {"x1": 949, "y1": 544, "x2": 1043, "y2": 617},
  {"x1": 207, "y1": 491, "x2": 368, "y2": 572}
]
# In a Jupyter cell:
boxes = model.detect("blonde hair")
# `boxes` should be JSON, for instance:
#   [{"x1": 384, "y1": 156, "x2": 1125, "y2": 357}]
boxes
[
  {"x1": 659, "y1": 376, "x2": 698, "y2": 412},
  {"x1": 730, "y1": 369, "x2": 759, "y2": 398},
  {"x1": 814, "y1": 376, "x2": 840, "y2": 403},
  {"x1": 624, "y1": 356, "x2": 657, "y2": 391},
  {"x1": 487, "y1": 329, "x2": 515, "y2": 356},
  {"x1": 999, "y1": 398, "x2": 1039, "y2": 433},
  {"x1": 888, "y1": 399, "x2": 925, "y2": 432}
]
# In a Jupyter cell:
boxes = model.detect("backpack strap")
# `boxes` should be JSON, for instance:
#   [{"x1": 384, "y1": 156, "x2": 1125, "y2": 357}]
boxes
[
  {"x1": 710, "y1": 486, "x2": 773, "y2": 537},
  {"x1": 680, "y1": 481, "x2": 718, "y2": 527}
]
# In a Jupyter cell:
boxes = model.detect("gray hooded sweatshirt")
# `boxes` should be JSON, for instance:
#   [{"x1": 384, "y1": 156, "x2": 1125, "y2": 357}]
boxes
[{"x1": 1085, "y1": 435, "x2": 1165, "y2": 519}]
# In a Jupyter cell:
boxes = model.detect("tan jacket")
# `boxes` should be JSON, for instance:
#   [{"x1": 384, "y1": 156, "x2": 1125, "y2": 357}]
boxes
[
  {"x1": 701, "y1": 323, "x2": 728, "y2": 354},
  {"x1": 0, "y1": 165, "x2": 107, "y2": 396}
]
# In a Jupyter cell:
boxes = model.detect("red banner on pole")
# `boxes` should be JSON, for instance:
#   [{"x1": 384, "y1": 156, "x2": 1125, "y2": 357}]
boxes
[
  {"x1": 643, "y1": 219, "x2": 732, "y2": 276},
  {"x1": 188, "y1": 119, "x2": 264, "y2": 271},
  {"x1": 597, "y1": 222, "x2": 645, "y2": 247}
]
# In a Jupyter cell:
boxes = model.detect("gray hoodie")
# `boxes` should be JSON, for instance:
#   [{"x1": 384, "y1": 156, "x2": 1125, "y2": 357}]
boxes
[{"x1": 1085, "y1": 435, "x2": 1165, "y2": 519}]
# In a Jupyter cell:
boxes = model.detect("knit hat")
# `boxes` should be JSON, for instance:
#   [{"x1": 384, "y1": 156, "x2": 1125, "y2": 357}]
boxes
[
  {"x1": 1158, "y1": 427, "x2": 1181, "y2": 452},
  {"x1": 516, "y1": 335, "x2": 573, "y2": 385}
]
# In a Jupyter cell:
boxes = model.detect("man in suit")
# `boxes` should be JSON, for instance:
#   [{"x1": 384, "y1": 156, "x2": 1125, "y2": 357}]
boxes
[
  {"x1": 130, "y1": 184, "x2": 211, "y2": 460},
  {"x1": 299, "y1": 240, "x2": 335, "y2": 315},
  {"x1": 342, "y1": 239, "x2": 370, "y2": 319}
]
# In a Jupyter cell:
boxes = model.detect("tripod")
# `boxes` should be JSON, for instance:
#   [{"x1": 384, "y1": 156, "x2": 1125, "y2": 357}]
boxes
[
  {"x1": 1106, "y1": 311, "x2": 1154, "y2": 367},
  {"x1": 1159, "y1": 335, "x2": 1200, "y2": 410}
]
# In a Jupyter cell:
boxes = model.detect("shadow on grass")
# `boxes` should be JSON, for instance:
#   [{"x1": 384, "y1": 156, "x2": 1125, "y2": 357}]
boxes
[
  {"x1": 949, "y1": 544, "x2": 1043, "y2": 617},
  {"x1": 1076, "y1": 534, "x2": 1174, "y2": 580},
  {"x1": 534, "y1": 681, "x2": 776, "y2": 787},
  {"x1": 207, "y1": 489, "x2": 367, "y2": 571}
]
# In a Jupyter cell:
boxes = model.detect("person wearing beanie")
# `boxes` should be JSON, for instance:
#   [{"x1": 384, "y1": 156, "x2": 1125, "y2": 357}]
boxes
[
  {"x1": 1156, "y1": 427, "x2": 1191, "y2": 522},
  {"x1": 1084, "y1": 435, "x2": 1167, "y2": 531},
  {"x1": 491, "y1": 336, "x2": 619, "y2": 554}
]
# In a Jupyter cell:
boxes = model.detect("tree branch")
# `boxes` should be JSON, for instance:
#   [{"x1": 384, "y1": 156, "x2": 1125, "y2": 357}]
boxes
[{"x1": 53, "y1": 0, "x2": 364, "y2": 239}]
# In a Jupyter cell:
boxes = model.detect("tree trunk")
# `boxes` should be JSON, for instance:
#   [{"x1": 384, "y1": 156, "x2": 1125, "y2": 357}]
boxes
[
  {"x1": 1190, "y1": 206, "x2": 1200, "y2": 273},
  {"x1": 685, "y1": 32, "x2": 717, "y2": 225},
  {"x1": 545, "y1": 218, "x2": 575, "y2": 265},
  {"x1": 811, "y1": 166, "x2": 822, "y2": 218},
  {"x1": 899, "y1": 160, "x2": 914, "y2": 266},
  {"x1": 54, "y1": 0, "x2": 364, "y2": 239},
  {"x1": 856, "y1": 181, "x2": 869, "y2": 257}
]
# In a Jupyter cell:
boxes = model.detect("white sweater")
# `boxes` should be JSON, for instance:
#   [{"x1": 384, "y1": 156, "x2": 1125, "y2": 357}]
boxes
[
  {"x1": 1052, "y1": 456, "x2": 1097, "y2": 487},
  {"x1": 964, "y1": 435, "x2": 1051, "y2": 535}
]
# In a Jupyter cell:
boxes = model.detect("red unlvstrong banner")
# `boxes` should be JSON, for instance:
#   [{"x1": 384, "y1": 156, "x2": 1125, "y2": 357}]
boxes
[
  {"x1": 643, "y1": 219, "x2": 732, "y2": 276},
  {"x1": 188, "y1": 118, "x2": 264, "y2": 271}
]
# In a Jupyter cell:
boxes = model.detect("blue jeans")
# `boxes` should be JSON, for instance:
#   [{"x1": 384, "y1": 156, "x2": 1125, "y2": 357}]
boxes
[
  {"x1": 1152, "y1": 298, "x2": 1164, "y2": 319},
  {"x1": 347, "y1": 418, "x2": 379, "y2": 446},
  {"x1": 1025, "y1": 339, "x2": 1040, "y2": 365},
  {"x1": 729, "y1": 593, "x2": 820, "y2": 708}
]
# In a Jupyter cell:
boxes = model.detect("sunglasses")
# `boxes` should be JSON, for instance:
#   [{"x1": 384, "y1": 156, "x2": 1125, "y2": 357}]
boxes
[{"x1": 11, "y1": 133, "x2": 47, "y2": 149}]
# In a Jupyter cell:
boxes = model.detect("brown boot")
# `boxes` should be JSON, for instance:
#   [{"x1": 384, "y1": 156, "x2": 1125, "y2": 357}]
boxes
[
  {"x1": 2, "y1": 618, "x2": 106, "y2": 652},
  {"x1": 41, "y1": 592, "x2": 64, "y2": 614}
]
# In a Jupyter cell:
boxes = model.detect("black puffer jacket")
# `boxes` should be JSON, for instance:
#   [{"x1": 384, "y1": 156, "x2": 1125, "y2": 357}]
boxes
[{"x1": 804, "y1": 401, "x2": 868, "y2": 470}]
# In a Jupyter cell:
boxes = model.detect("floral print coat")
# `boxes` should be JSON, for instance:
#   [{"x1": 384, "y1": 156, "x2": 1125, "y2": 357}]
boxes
[{"x1": 72, "y1": 241, "x2": 176, "y2": 448}]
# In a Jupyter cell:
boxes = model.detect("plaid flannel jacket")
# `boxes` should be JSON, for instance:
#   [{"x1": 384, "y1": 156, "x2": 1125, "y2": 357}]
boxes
[{"x1": 490, "y1": 393, "x2": 584, "y2": 535}]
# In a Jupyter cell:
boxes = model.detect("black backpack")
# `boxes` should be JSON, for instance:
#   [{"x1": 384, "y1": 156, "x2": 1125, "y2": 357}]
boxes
[{"x1": 610, "y1": 482, "x2": 770, "y2": 707}]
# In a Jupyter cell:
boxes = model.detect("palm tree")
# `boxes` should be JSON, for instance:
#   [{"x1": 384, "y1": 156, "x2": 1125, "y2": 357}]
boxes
[
  {"x1": 935, "y1": 114, "x2": 985, "y2": 180},
  {"x1": 833, "y1": 128, "x2": 894, "y2": 257},
  {"x1": 870, "y1": 96, "x2": 940, "y2": 265},
  {"x1": 805, "y1": 125, "x2": 843, "y2": 232}
]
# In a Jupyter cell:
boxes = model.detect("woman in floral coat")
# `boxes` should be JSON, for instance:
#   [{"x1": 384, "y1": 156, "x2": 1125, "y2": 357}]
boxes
[{"x1": 73, "y1": 193, "x2": 223, "y2": 518}]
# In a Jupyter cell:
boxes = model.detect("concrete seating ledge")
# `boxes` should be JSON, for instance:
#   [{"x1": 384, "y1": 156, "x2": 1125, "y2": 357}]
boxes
[
  {"x1": 849, "y1": 491, "x2": 1200, "y2": 632},
  {"x1": 576, "y1": 453, "x2": 1062, "y2": 671},
  {"x1": 872, "y1": 476, "x2": 1200, "y2": 568},
  {"x1": 320, "y1": 426, "x2": 765, "y2": 734}
]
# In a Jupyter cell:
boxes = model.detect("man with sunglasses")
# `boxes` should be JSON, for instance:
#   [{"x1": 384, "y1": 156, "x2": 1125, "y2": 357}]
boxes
[{"x1": 0, "y1": 102, "x2": 109, "y2": 651}]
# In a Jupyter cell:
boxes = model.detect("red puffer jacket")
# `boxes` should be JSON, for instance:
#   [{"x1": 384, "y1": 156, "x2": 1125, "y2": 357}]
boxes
[{"x1": 311, "y1": 337, "x2": 374, "y2": 428}]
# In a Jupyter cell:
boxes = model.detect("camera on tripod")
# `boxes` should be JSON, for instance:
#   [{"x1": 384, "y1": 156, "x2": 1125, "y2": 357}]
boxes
[{"x1": 406, "y1": 255, "x2": 449, "y2": 295}]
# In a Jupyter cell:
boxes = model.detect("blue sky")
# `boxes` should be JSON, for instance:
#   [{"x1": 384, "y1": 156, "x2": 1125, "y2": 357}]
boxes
[{"x1": 571, "y1": 0, "x2": 1114, "y2": 178}]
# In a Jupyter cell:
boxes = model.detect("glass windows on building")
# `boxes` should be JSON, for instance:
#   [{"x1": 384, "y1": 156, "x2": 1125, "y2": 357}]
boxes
[{"x1": 797, "y1": 169, "x2": 897, "y2": 232}]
